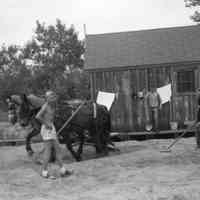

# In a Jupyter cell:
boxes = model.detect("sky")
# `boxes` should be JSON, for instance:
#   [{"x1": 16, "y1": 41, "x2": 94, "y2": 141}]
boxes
[{"x1": 0, "y1": 0, "x2": 197, "y2": 46}]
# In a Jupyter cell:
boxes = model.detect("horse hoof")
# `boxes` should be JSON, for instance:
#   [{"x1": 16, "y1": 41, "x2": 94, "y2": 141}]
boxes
[
  {"x1": 104, "y1": 152, "x2": 109, "y2": 156},
  {"x1": 95, "y1": 153, "x2": 104, "y2": 158},
  {"x1": 76, "y1": 157, "x2": 82, "y2": 162},
  {"x1": 27, "y1": 150, "x2": 34, "y2": 157}
]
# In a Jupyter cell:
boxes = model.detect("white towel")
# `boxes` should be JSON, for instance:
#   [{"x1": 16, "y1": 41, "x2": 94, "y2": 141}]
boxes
[
  {"x1": 96, "y1": 91, "x2": 115, "y2": 111},
  {"x1": 157, "y1": 84, "x2": 172, "y2": 104}
]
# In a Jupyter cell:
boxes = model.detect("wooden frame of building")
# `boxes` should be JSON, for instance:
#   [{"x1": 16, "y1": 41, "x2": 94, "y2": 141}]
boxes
[{"x1": 84, "y1": 25, "x2": 200, "y2": 132}]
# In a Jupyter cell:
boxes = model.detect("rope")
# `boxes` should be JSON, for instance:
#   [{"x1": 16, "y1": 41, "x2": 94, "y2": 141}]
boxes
[
  {"x1": 57, "y1": 101, "x2": 86, "y2": 135},
  {"x1": 162, "y1": 121, "x2": 197, "y2": 151},
  {"x1": 93, "y1": 102, "x2": 97, "y2": 119}
]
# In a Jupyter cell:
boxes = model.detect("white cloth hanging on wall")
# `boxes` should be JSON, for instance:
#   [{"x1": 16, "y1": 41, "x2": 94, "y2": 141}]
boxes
[
  {"x1": 157, "y1": 84, "x2": 172, "y2": 104},
  {"x1": 96, "y1": 91, "x2": 115, "y2": 111}
]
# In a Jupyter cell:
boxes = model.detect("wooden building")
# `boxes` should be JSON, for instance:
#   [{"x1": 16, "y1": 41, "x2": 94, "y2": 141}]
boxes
[{"x1": 84, "y1": 25, "x2": 200, "y2": 132}]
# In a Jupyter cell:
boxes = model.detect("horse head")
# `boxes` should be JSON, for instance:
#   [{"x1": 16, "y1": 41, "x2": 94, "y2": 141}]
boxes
[
  {"x1": 6, "y1": 95, "x2": 18, "y2": 125},
  {"x1": 17, "y1": 94, "x2": 32, "y2": 127}
]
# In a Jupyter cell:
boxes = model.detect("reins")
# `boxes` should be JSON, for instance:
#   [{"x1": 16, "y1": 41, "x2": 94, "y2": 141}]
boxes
[{"x1": 57, "y1": 101, "x2": 86, "y2": 135}]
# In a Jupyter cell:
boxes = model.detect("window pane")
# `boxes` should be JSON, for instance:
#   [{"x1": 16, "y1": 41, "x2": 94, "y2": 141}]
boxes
[{"x1": 177, "y1": 70, "x2": 195, "y2": 93}]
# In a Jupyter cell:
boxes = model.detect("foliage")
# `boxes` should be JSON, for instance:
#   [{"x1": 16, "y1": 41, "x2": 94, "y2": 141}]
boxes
[
  {"x1": 22, "y1": 19, "x2": 87, "y2": 99},
  {"x1": 0, "y1": 45, "x2": 32, "y2": 107},
  {"x1": 0, "y1": 19, "x2": 89, "y2": 111},
  {"x1": 185, "y1": 0, "x2": 200, "y2": 22}
]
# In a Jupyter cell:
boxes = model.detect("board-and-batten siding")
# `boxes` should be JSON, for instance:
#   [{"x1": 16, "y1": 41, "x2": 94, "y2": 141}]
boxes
[{"x1": 90, "y1": 65, "x2": 198, "y2": 132}]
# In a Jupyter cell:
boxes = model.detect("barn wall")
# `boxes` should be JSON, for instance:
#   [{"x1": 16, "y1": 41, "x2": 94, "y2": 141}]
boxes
[
  {"x1": 171, "y1": 65, "x2": 198, "y2": 128},
  {"x1": 89, "y1": 64, "x2": 199, "y2": 132}
]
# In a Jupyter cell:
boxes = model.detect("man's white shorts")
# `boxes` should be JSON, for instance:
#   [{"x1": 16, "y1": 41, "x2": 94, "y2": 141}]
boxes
[{"x1": 41, "y1": 124, "x2": 57, "y2": 141}]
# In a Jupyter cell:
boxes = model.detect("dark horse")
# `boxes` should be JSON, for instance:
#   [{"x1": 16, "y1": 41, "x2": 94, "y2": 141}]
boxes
[{"x1": 13, "y1": 94, "x2": 112, "y2": 161}]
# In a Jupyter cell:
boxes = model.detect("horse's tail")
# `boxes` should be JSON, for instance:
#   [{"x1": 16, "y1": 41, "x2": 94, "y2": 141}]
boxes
[
  {"x1": 97, "y1": 104, "x2": 111, "y2": 141},
  {"x1": 106, "y1": 110, "x2": 111, "y2": 133}
]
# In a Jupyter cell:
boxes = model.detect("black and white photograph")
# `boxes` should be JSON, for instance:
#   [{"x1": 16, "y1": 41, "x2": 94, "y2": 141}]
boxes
[{"x1": 0, "y1": 0, "x2": 200, "y2": 199}]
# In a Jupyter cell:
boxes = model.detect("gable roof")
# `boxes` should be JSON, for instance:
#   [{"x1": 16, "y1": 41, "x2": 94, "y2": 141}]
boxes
[{"x1": 84, "y1": 25, "x2": 200, "y2": 70}]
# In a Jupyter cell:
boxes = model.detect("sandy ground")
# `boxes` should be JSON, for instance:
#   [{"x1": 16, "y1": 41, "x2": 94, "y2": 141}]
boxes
[{"x1": 1, "y1": 136, "x2": 200, "y2": 200}]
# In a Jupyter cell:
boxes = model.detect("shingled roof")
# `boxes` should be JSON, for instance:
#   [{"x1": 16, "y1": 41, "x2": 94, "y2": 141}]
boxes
[{"x1": 84, "y1": 25, "x2": 200, "y2": 70}]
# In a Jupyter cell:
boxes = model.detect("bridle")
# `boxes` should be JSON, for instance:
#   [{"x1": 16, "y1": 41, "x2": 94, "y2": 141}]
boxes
[{"x1": 19, "y1": 96, "x2": 39, "y2": 126}]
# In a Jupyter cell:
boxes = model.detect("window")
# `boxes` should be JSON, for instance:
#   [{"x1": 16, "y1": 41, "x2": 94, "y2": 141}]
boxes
[{"x1": 177, "y1": 70, "x2": 195, "y2": 93}]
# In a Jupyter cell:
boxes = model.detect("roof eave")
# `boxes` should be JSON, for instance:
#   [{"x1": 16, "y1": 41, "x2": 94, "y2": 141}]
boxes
[{"x1": 84, "y1": 60, "x2": 200, "y2": 72}]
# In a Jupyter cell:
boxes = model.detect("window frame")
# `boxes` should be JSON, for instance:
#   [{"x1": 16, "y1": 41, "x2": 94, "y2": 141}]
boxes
[{"x1": 176, "y1": 69, "x2": 196, "y2": 94}]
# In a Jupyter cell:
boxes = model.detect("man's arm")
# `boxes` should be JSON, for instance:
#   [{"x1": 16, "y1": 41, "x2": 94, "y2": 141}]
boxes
[{"x1": 36, "y1": 104, "x2": 52, "y2": 129}]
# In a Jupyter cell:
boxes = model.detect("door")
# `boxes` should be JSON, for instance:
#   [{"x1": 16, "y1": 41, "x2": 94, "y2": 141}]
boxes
[
  {"x1": 172, "y1": 67, "x2": 197, "y2": 127},
  {"x1": 146, "y1": 67, "x2": 171, "y2": 130}
]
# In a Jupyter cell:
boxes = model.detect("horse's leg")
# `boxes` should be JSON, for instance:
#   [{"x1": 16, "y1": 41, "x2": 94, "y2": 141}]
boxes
[
  {"x1": 66, "y1": 139, "x2": 80, "y2": 161},
  {"x1": 93, "y1": 126, "x2": 103, "y2": 155},
  {"x1": 26, "y1": 129, "x2": 39, "y2": 156},
  {"x1": 65, "y1": 130, "x2": 84, "y2": 161},
  {"x1": 75, "y1": 131, "x2": 85, "y2": 161},
  {"x1": 99, "y1": 127, "x2": 109, "y2": 156}
]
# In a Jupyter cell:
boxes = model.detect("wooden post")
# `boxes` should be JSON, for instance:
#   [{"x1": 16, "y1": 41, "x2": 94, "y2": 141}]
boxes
[
  {"x1": 90, "y1": 72, "x2": 94, "y2": 101},
  {"x1": 145, "y1": 68, "x2": 148, "y2": 91},
  {"x1": 128, "y1": 70, "x2": 133, "y2": 130},
  {"x1": 170, "y1": 67, "x2": 173, "y2": 122}
]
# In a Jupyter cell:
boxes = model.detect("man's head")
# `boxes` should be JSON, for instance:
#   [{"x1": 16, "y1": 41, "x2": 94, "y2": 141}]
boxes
[
  {"x1": 6, "y1": 96, "x2": 11, "y2": 104},
  {"x1": 150, "y1": 87, "x2": 157, "y2": 93},
  {"x1": 45, "y1": 90, "x2": 57, "y2": 103}
]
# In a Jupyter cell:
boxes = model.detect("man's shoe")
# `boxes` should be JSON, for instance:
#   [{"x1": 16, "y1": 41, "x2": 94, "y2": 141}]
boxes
[
  {"x1": 60, "y1": 170, "x2": 73, "y2": 177},
  {"x1": 41, "y1": 171, "x2": 56, "y2": 179}
]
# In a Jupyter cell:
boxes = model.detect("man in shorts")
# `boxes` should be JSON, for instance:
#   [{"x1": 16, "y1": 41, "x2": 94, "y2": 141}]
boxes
[
  {"x1": 36, "y1": 90, "x2": 72, "y2": 179},
  {"x1": 145, "y1": 87, "x2": 162, "y2": 133}
]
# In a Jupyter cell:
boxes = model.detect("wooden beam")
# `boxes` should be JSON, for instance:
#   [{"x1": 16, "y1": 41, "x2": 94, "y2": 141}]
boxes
[
  {"x1": 85, "y1": 61, "x2": 200, "y2": 73},
  {"x1": 110, "y1": 128, "x2": 195, "y2": 137}
]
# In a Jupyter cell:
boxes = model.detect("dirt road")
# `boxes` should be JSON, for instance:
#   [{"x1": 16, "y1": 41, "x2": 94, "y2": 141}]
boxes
[{"x1": 1, "y1": 137, "x2": 200, "y2": 200}]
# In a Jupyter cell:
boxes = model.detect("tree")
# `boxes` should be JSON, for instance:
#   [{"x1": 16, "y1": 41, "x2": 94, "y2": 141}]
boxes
[
  {"x1": 22, "y1": 19, "x2": 88, "y2": 99},
  {"x1": 0, "y1": 45, "x2": 24, "y2": 76},
  {"x1": 185, "y1": 0, "x2": 200, "y2": 22},
  {"x1": 0, "y1": 19, "x2": 88, "y2": 108},
  {"x1": 0, "y1": 45, "x2": 32, "y2": 100},
  {"x1": 23, "y1": 19, "x2": 85, "y2": 88}
]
